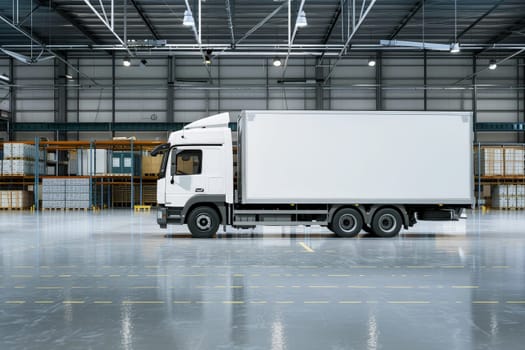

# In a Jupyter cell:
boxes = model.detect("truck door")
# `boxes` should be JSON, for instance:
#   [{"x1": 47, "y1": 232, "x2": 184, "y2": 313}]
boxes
[{"x1": 165, "y1": 148, "x2": 207, "y2": 208}]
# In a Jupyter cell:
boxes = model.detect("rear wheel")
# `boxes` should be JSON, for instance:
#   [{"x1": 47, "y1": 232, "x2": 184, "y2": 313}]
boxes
[
  {"x1": 187, "y1": 206, "x2": 220, "y2": 238},
  {"x1": 371, "y1": 208, "x2": 402, "y2": 238},
  {"x1": 331, "y1": 208, "x2": 363, "y2": 238}
]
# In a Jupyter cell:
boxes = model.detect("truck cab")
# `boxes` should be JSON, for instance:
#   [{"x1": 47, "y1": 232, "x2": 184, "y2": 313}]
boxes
[{"x1": 153, "y1": 113, "x2": 233, "y2": 237}]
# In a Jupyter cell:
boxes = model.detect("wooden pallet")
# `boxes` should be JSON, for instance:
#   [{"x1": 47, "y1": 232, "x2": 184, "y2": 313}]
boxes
[
  {"x1": 0, "y1": 207, "x2": 31, "y2": 210},
  {"x1": 134, "y1": 205, "x2": 151, "y2": 212},
  {"x1": 43, "y1": 207, "x2": 89, "y2": 211}
]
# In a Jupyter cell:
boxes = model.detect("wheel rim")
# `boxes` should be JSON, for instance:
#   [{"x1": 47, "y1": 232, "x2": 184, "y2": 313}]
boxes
[
  {"x1": 339, "y1": 213, "x2": 357, "y2": 233},
  {"x1": 196, "y1": 214, "x2": 212, "y2": 231},
  {"x1": 379, "y1": 213, "x2": 396, "y2": 233}
]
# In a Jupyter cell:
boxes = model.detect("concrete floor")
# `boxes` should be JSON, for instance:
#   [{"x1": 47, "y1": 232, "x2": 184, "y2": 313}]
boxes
[{"x1": 0, "y1": 210, "x2": 524, "y2": 350}]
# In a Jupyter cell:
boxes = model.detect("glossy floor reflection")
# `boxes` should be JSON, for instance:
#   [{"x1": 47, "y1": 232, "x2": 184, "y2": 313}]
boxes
[{"x1": 0, "y1": 209, "x2": 524, "y2": 349}]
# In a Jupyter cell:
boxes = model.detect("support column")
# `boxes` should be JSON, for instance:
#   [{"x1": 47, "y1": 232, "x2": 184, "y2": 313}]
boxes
[
  {"x1": 8, "y1": 58, "x2": 15, "y2": 141},
  {"x1": 55, "y1": 58, "x2": 67, "y2": 141},
  {"x1": 315, "y1": 58, "x2": 324, "y2": 110},
  {"x1": 167, "y1": 56, "x2": 175, "y2": 123},
  {"x1": 423, "y1": 51, "x2": 428, "y2": 111},
  {"x1": 375, "y1": 51, "x2": 383, "y2": 111},
  {"x1": 472, "y1": 55, "x2": 478, "y2": 143},
  {"x1": 112, "y1": 53, "x2": 116, "y2": 137}
]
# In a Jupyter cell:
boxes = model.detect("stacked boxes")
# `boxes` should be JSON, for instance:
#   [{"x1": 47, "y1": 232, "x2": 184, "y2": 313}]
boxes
[
  {"x1": 42, "y1": 178, "x2": 66, "y2": 209},
  {"x1": 1, "y1": 142, "x2": 45, "y2": 175},
  {"x1": 65, "y1": 178, "x2": 90, "y2": 209},
  {"x1": 476, "y1": 147, "x2": 504, "y2": 176},
  {"x1": 141, "y1": 155, "x2": 162, "y2": 176},
  {"x1": 491, "y1": 185, "x2": 525, "y2": 209},
  {"x1": 504, "y1": 147, "x2": 525, "y2": 176},
  {"x1": 0, "y1": 190, "x2": 32, "y2": 209},
  {"x1": 42, "y1": 178, "x2": 91, "y2": 209},
  {"x1": 111, "y1": 152, "x2": 141, "y2": 176}
]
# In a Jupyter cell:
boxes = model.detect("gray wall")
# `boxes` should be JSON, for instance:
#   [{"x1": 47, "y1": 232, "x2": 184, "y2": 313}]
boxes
[{"x1": 0, "y1": 53, "x2": 523, "y2": 142}]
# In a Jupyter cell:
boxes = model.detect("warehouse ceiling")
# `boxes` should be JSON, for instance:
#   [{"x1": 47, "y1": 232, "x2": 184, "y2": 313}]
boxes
[{"x1": 0, "y1": 0, "x2": 524, "y2": 58}]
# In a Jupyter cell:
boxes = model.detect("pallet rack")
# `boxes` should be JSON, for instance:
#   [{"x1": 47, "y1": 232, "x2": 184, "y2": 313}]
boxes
[{"x1": 0, "y1": 139, "x2": 163, "y2": 210}]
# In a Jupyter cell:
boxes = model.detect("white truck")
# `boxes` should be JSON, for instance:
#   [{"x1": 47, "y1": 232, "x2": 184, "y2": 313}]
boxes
[{"x1": 152, "y1": 110, "x2": 473, "y2": 238}]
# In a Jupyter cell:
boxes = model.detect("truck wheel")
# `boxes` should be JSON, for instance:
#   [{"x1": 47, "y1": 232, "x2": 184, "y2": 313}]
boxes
[
  {"x1": 187, "y1": 206, "x2": 220, "y2": 238},
  {"x1": 331, "y1": 208, "x2": 363, "y2": 238},
  {"x1": 371, "y1": 208, "x2": 402, "y2": 238}
]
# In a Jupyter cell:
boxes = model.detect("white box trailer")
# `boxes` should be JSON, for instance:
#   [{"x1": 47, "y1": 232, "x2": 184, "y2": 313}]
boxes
[{"x1": 153, "y1": 111, "x2": 474, "y2": 238}]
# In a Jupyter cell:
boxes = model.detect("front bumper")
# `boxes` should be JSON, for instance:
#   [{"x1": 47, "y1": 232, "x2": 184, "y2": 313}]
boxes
[{"x1": 157, "y1": 206, "x2": 183, "y2": 228}]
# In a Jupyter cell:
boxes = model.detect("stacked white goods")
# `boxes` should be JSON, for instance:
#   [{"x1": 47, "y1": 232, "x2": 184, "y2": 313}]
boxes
[
  {"x1": 4, "y1": 143, "x2": 36, "y2": 159},
  {"x1": 504, "y1": 147, "x2": 525, "y2": 176},
  {"x1": 491, "y1": 185, "x2": 508, "y2": 209},
  {"x1": 1, "y1": 142, "x2": 44, "y2": 175},
  {"x1": 77, "y1": 149, "x2": 107, "y2": 175},
  {"x1": 65, "y1": 178, "x2": 90, "y2": 209},
  {"x1": 477, "y1": 147, "x2": 504, "y2": 176},
  {"x1": 517, "y1": 185, "x2": 525, "y2": 209},
  {"x1": 42, "y1": 178, "x2": 66, "y2": 209},
  {"x1": 508, "y1": 185, "x2": 518, "y2": 209},
  {"x1": 0, "y1": 190, "x2": 32, "y2": 209}
]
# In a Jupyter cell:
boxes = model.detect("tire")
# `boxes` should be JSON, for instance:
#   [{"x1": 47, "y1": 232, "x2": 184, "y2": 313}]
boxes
[
  {"x1": 371, "y1": 208, "x2": 402, "y2": 238},
  {"x1": 187, "y1": 206, "x2": 220, "y2": 238},
  {"x1": 331, "y1": 208, "x2": 363, "y2": 238}
]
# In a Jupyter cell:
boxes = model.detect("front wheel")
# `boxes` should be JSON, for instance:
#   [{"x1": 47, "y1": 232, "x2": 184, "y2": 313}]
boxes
[
  {"x1": 187, "y1": 206, "x2": 220, "y2": 238},
  {"x1": 331, "y1": 208, "x2": 363, "y2": 238},
  {"x1": 371, "y1": 208, "x2": 402, "y2": 238}
]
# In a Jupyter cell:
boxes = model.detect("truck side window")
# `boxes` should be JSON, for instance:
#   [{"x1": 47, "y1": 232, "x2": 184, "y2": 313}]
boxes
[{"x1": 176, "y1": 150, "x2": 202, "y2": 175}]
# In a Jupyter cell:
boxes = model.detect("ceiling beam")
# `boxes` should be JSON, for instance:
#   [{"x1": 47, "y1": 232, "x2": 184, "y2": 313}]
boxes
[
  {"x1": 35, "y1": 0, "x2": 100, "y2": 45},
  {"x1": 225, "y1": 0, "x2": 235, "y2": 45},
  {"x1": 388, "y1": 0, "x2": 423, "y2": 40},
  {"x1": 456, "y1": 0, "x2": 504, "y2": 41},
  {"x1": 321, "y1": 2, "x2": 342, "y2": 45},
  {"x1": 477, "y1": 17, "x2": 525, "y2": 54},
  {"x1": 129, "y1": 0, "x2": 160, "y2": 40}
]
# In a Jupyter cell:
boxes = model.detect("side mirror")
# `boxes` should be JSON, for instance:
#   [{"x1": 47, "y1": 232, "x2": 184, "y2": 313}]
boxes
[{"x1": 151, "y1": 143, "x2": 170, "y2": 156}]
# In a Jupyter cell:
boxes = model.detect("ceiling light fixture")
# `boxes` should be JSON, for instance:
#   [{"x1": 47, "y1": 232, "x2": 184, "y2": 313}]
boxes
[
  {"x1": 139, "y1": 59, "x2": 148, "y2": 67},
  {"x1": 367, "y1": 57, "x2": 376, "y2": 67},
  {"x1": 204, "y1": 50, "x2": 213, "y2": 65},
  {"x1": 450, "y1": 42, "x2": 460, "y2": 53},
  {"x1": 272, "y1": 57, "x2": 282, "y2": 67},
  {"x1": 65, "y1": 74, "x2": 73, "y2": 79},
  {"x1": 183, "y1": 10, "x2": 194, "y2": 27},
  {"x1": 488, "y1": 59, "x2": 497, "y2": 70},
  {"x1": 296, "y1": 10, "x2": 307, "y2": 28},
  {"x1": 123, "y1": 57, "x2": 131, "y2": 67}
]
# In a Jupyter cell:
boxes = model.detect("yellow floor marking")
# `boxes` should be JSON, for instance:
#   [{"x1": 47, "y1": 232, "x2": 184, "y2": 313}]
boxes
[
  {"x1": 36, "y1": 286, "x2": 62, "y2": 289},
  {"x1": 350, "y1": 266, "x2": 377, "y2": 268},
  {"x1": 231, "y1": 286, "x2": 243, "y2": 288},
  {"x1": 298, "y1": 242, "x2": 314, "y2": 253},
  {"x1": 387, "y1": 301, "x2": 430, "y2": 304},
  {"x1": 34, "y1": 301, "x2": 54, "y2": 304},
  {"x1": 406, "y1": 266, "x2": 434, "y2": 269},
  {"x1": 93, "y1": 301, "x2": 113, "y2": 304},
  {"x1": 122, "y1": 301, "x2": 164, "y2": 304},
  {"x1": 195, "y1": 301, "x2": 212, "y2": 304},
  {"x1": 131, "y1": 286, "x2": 158, "y2": 289},
  {"x1": 39, "y1": 266, "x2": 50, "y2": 268},
  {"x1": 292, "y1": 285, "x2": 301, "y2": 288},
  {"x1": 97, "y1": 286, "x2": 108, "y2": 289},
  {"x1": 472, "y1": 301, "x2": 499, "y2": 304},
  {"x1": 328, "y1": 274, "x2": 351, "y2": 277},
  {"x1": 275, "y1": 301, "x2": 294, "y2": 304},
  {"x1": 109, "y1": 275, "x2": 121, "y2": 277},
  {"x1": 214, "y1": 285, "x2": 226, "y2": 288},
  {"x1": 250, "y1": 301, "x2": 268, "y2": 304},
  {"x1": 14, "y1": 286, "x2": 25, "y2": 289},
  {"x1": 304, "y1": 301, "x2": 329, "y2": 304},
  {"x1": 441, "y1": 266, "x2": 464, "y2": 268},
  {"x1": 233, "y1": 274, "x2": 244, "y2": 277},
  {"x1": 452, "y1": 286, "x2": 479, "y2": 289},
  {"x1": 127, "y1": 274, "x2": 140, "y2": 277},
  {"x1": 223, "y1": 301, "x2": 245, "y2": 304},
  {"x1": 71, "y1": 286, "x2": 90, "y2": 289},
  {"x1": 308, "y1": 285, "x2": 338, "y2": 288},
  {"x1": 58, "y1": 275, "x2": 71, "y2": 278},
  {"x1": 249, "y1": 286, "x2": 261, "y2": 289},
  {"x1": 506, "y1": 301, "x2": 525, "y2": 304},
  {"x1": 339, "y1": 301, "x2": 363, "y2": 304},
  {"x1": 348, "y1": 285, "x2": 375, "y2": 289},
  {"x1": 385, "y1": 286, "x2": 414, "y2": 289},
  {"x1": 5, "y1": 300, "x2": 25, "y2": 304},
  {"x1": 173, "y1": 301, "x2": 192, "y2": 304},
  {"x1": 62, "y1": 301, "x2": 85, "y2": 304}
]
